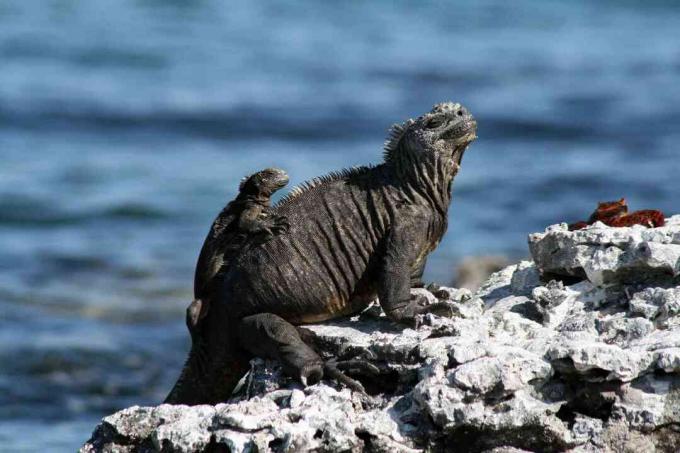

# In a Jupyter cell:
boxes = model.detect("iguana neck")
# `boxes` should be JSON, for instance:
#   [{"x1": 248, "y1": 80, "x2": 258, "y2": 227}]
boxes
[
  {"x1": 234, "y1": 193, "x2": 270, "y2": 207},
  {"x1": 390, "y1": 142, "x2": 457, "y2": 217}
]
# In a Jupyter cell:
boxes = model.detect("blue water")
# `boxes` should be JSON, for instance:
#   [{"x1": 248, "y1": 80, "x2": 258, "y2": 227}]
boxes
[{"x1": 1, "y1": 1, "x2": 680, "y2": 450}]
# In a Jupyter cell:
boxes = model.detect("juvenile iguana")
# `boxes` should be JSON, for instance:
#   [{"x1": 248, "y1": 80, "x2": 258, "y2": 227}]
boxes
[
  {"x1": 187, "y1": 168, "x2": 290, "y2": 336},
  {"x1": 165, "y1": 102, "x2": 477, "y2": 405}
]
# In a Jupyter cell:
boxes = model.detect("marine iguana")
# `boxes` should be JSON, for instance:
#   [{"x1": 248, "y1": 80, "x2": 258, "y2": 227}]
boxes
[
  {"x1": 165, "y1": 102, "x2": 477, "y2": 405},
  {"x1": 188, "y1": 168, "x2": 290, "y2": 336}
]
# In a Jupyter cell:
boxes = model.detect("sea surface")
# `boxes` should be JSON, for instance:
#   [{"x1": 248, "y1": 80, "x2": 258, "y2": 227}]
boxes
[{"x1": 1, "y1": 1, "x2": 679, "y2": 450}]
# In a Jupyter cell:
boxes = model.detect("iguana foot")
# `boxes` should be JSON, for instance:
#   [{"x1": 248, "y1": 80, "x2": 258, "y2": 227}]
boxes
[
  {"x1": 299, "y1": 362, "x2": 323, "y2": 387},
  {"x1": 387, "y1": 292, "x2": 456, "y2": 328},
  {"x1": 425, "y1": 282, "x2": 441, "y2": 293},
  {"x1": 409, "y1": 302, "x2": 456, "y2": 329},
  {"x1": 270, "y1": 215, "x2": 290, "y2": 234},
  {"x1": 412, "y1": 290, "x2": 455, "y2": 317},
  {"x1": 415, "y1": 301, "x2": 455, "y2": 317},
  {"x1": 334, "y1": 358, "x2": 380, "y2": 376},
  {"x1": 301, "y1": 358, "x2": 379, "y2": 393},
  {"x1": 260, "y1": 215, "x2": 290, "y2": 240},
  {"x1": 323, "y1": 358, "x2": 379, "y2": 393}
]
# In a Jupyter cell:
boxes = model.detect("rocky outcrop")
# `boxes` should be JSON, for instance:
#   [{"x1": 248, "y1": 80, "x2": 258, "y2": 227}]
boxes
[
  {"x1": 82, "y1": 218, "x2": 680, "y2": 452},
  {"x1": 529, "y1": 217, "x2": 680, "y2": 285}
]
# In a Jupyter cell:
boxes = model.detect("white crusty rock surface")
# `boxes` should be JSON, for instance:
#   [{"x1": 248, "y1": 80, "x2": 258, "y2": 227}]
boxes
[
  {"x1": 529, "y1": 215, "x2": 680, "y2": 285},
  {"x1": 82, "y1": 220, "x2": 680, "y2": 452}
]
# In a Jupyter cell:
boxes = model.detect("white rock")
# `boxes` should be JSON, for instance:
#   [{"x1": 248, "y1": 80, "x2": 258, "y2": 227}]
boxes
[
  {"x1": 529, "y1": 219, "x2": 680, "y2": 284},
  {"x1": 83, "y1": 220, "x2": 680, "y2": 452}
]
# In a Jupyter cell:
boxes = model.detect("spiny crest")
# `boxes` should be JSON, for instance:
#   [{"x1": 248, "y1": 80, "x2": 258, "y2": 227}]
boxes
[
  {"x1": 238, "y1": 173, "x2": 252, "y2": 191},
  {"x1": 276, "y1": 166, "x2": 373, "y2": 207},
  {"x1": 383, "y1": 118, "x2": 415, "y2": 162}
]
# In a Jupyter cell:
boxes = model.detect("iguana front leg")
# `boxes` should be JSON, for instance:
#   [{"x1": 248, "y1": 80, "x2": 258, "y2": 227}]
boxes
[
  {"x1": 378, "y1": 215, "x2": 453, "y2": 326},
  {"x1": 239, "y1": 207, "x2": 289, "y2": 240},
  {"x1": 410, "y1": 257, "x2": 427, "y2": 288}
]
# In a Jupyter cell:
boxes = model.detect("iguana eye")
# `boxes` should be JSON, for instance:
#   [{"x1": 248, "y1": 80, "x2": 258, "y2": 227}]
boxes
[{"x1": 425, "y1": 117, "x2": 444, "y2": 129}]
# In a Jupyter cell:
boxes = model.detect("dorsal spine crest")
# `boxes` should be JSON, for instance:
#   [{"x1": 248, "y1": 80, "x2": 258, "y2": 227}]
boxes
[
  {"x1": 276, "y1": 166, "x2": 373, "y2": 207},
  {"x1": 383, "y1": 118, "x2": 414, "y2": 162}
]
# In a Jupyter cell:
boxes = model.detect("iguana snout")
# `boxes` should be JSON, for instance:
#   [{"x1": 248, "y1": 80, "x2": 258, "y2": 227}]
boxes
[
  {"x1": 424, "y1": 102, "x2": 477, "y2": 145},
  {"x1": 440, "y1": 106, "x2": 476, "y2": 144}
]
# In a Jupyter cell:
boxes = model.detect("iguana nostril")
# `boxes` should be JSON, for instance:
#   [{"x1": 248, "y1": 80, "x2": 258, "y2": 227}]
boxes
[{"x1": 457, "y1": 110, "x2": 463, "y2": 117}]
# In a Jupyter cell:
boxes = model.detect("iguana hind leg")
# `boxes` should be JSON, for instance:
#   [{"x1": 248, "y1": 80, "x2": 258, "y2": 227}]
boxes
[
  {"x1": 237, "y1": 313, "x2": 324, "y2": 386},
  {"x1": 236, "y1": 313, "x2": 371, "y2": 391}
]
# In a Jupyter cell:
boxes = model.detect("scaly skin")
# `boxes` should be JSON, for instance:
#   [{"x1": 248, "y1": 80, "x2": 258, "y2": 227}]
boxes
[{"x1": 166, "y1": 102, "x2": 477, "y2": 405}]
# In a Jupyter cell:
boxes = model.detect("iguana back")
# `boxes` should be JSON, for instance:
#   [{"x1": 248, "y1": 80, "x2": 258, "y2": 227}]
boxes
[{"x1": 224, "y1": 165, "x2": 431, "y2": 322}]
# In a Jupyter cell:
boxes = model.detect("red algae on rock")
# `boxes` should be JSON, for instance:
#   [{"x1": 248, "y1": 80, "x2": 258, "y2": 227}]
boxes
[{"x1": 569, "y1": 199, "x2": 665, "y2": 231}]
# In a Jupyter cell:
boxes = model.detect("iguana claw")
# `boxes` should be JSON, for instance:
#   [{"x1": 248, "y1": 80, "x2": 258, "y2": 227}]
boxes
[
  {"x1": 415, "y1": 301, "x2": 455, "y2": 318},
  {"x1": 299, "y1": 362, "x2": 323, "y2": 387},
  {"x1": 407, "y1": 301, "x2": 456, "y2": 329},
  {"x1": 323, "y1": 357, "x2": 381, "y2": 393},
  {"x1": 333, "y1": 358, "x2": 380, "y2": 376},
  {"x1": 261, "y1": 215, "x2": 289, "y2": 239}
]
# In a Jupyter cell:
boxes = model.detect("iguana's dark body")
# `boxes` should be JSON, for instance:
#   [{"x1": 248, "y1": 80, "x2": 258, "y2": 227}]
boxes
[
  {"x1": 227, "y1": 165, "x2": 440, "y2": 323},
  {"x1": 166, "y1": 103, "x2": 477, "y2": 405},
  {"x1": 187, "y1": 168, "x2": 289, "y2": 333}
]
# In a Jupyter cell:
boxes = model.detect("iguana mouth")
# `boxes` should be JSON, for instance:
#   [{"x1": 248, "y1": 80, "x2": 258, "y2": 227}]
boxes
[
  {"x1": 443, "y1": 118, "x2": 477, "y2": 142},
  {"x1": 452, "y1": 145, "x2": 466, "y2": 166},
  {"x1": 446, "y1": 119, "x2": 477, "y2": 165},
  {"x1": 273, "y1": 175, "x2": 290, "y2": 190}
]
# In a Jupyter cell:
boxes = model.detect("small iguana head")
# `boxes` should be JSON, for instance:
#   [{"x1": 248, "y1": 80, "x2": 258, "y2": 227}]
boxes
[
  {"x1": 384, "y1": 102, "x2": 477, "y2": 169},
  {"x1": 239, "y1": 168, "x2": 290, "y2": 197}
]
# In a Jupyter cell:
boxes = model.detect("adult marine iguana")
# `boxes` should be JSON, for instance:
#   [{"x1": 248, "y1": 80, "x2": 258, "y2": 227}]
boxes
[
  {"x1": 166, "y1": 102, "x2": 477, "y2": 405},
  {"x1": 188, "y1": 168, "x2": 290, "y2": 336}
]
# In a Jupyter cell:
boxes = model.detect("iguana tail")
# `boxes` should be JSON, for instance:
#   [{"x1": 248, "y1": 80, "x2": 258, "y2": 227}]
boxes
[
  {"x1": 163, "y1": 298, "x2": 211, "y2": 404},
  {"x1": 164, "y1": 343, "x2": 209, "y2": 405},
  {"x1": 164, "y1": 335, "x2": 249, "y2": 405},
  {"x1": 166, "y1": 298, "x2": 250, "y2": 405}
]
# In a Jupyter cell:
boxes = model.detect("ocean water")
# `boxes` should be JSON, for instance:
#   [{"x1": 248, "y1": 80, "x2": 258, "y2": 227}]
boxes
[{"x1": 1, "y1": 1, "x2": 679, "y2": 450}]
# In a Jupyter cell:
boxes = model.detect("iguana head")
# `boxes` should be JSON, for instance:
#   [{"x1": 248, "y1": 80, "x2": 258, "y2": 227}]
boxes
[
  {"x1": 384, "y1": 102, "x2": 476, "y2": 208},
  {"x1": 239, "y1": 168, "x2": 290, "y2": 197},
  {"x1": 384, "y1": 102, "x2": 476, "y2": 170}
]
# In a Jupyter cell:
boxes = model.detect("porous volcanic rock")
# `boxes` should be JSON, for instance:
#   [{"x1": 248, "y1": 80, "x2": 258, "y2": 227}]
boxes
[
  {"x1": 529, "y1": 215, "x2": 680, "y2": 285},
  {"x1": 82, "y1": 219, "x2": 680, "y2": 452}
]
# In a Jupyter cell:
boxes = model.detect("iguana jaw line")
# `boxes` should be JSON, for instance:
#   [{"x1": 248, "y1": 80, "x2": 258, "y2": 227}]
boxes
[
  {"x1": 441, "y1": 117, "x2": 476, "y2": 140},
  {"x1": 453, "y1": 131, "x2": 476, "y2": 164},
  {"x1": 440, "y1": 121, "x2": 477, "y2": 167},
  {"x1": 452, "y1": 145, "x2": 467, "y2": 166}
]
